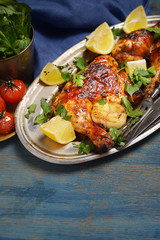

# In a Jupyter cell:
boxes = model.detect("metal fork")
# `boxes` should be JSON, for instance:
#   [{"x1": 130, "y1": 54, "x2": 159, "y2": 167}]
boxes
[{"x1": 118, "y1": 81, "x2": 160, "y2": 147}]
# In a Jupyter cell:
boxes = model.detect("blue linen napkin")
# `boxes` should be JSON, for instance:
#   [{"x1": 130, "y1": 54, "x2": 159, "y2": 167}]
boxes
[{"x1": 19, "y1": 0, "x2": 150, "y2": 78}]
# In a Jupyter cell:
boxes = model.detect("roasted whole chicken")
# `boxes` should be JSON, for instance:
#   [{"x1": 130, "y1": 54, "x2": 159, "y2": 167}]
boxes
[
  {"x1": 53, "y1": 55, "x2": 142, "y2": 152},
  {"x1": 52, "y1": 22, "x2": 160, "y2": 152}
]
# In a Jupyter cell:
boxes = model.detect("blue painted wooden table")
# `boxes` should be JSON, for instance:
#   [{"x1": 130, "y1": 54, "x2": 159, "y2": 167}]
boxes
[{"x1": 0, "y1": 1, "x2": 160, "y2": 239}]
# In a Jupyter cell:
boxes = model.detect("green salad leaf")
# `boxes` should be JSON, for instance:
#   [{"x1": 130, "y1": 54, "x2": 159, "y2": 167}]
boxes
[{"x1": 0, "y1": 0, "x2": 32, "y2": 59}]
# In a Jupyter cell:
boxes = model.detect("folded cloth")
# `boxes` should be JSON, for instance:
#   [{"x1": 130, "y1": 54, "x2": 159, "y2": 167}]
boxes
[{"x1": 19, "y1": 0, "x2": 151, "y2": 77}]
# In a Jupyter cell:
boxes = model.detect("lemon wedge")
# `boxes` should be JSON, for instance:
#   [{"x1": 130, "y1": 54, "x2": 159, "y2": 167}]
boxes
[
  {"x1": 126, "y1": 59, "x2": 147, "y2": 75},
  {"x1": 39, "y1": 62, "x2": 65, "y2": 85},
  {"x1": 123, "y1": 5, "x2": 147, "y2": 34},
  {"x1": 86, "y1": 22, "x2": 114, "y2": 54},
  {"x1": 40, "y1": 115, "x2": 76, "y2": 144}
]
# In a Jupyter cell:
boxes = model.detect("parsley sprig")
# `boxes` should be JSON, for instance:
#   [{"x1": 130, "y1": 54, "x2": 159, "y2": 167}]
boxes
[
  {"x1": 25, "y1": 104, "x2": 37, "y2": 119},
  {"x1": 146, "y1": 26, "x2": 160, "y2": 40},
  {"x1": 126, "y1": 66, "x2": 156, "y2": 101},
  {"x1": 73, "y1": 72, "x2": 86, "y2": 87},
  {"x1": 34, "y1": 98, "x2": 52, "y2": 124},
  {"x1": 72, "y1": 140, "x2": 95, "y2": 154},
  {"x1": 56, "y1": 104, "x2": 72, "y2": 120},
  {"x1": 121, "y1": 96, "x2": 143, "y2": 122},
  {"x1": 108, "y1": 127, "x2": 125, "y2": 147},
  {"x1": 111, "y1": 27, "x2": 124, "y2": 40}
]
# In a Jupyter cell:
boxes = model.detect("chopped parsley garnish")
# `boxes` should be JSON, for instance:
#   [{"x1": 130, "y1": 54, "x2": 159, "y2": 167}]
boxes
[
  {"x1": 56, "y1": 104, "x2": 72, "y2": 120},
  {"x1": 61, "y1": 71, "x2": 72, "y2": 82},
  {"x1": 125, "y1": 66, "x2": 156, "y2": 100},
  {"x1": 111, "y1": 27, "x2": 124, "y2": 40},
  {"x1": 98, "y1": 99, "x2": 107, "y2": 105},
  {"x1": 108, "y1": 127, "x2": 125, "y2": 147},
  {"x1": 34, "y1": 97, "x2": 52, "y2": 125},
  {"x1": 75, "y1": 57, "x2": 88, "y2": 70},
  {"x1": 117, "y1": 62, "x2": 127, "y2": 72},
  {"x1": 24, "y1": 104, "x2": 37, "y2": 119},
  {"x1": 73, "y1": 72, "x2": 85, "y2": 87},
  {"x1": 121, "y1": 96, "x2": 143, "y2": 120},
  {"x1": 146, "y1": 26, "x2": 160, "y2": 40},
  {"x1": 72, "y1": 140, "x2": 95, "y2": 154},
  {"x1": 124, "y1": 83, "x2": 139, "y2": 102}
]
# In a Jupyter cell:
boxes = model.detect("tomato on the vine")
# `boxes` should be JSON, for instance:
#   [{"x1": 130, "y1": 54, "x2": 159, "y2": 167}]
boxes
[
  {"x1": 0, "y1": 96, "x2": 6, "y2": 113},
  {"x1": 0, "y1": 112, "x2": 15, "y2": 135},
  {"x1": 0, "y1": 79, "x2": 27, "y2": 103}
]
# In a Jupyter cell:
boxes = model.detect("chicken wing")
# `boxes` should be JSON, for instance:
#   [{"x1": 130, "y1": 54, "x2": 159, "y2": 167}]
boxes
[{"x1": 112, "y1": 29, "x2": 154, "y2": 63}]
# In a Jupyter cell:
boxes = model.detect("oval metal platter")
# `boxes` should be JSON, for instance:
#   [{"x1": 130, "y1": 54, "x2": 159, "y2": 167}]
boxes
[{"x1": 15, "y1": 16, "x2": 160, "y2": 165}]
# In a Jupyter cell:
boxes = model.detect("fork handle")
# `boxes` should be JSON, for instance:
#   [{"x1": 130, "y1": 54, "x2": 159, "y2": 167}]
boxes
[{"x1": 151, "y1": 81, "x2": 160, "y2": 100}]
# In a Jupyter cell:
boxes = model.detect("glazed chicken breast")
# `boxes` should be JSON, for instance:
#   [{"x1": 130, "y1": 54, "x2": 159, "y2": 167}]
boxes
[{"x1": 52, "y1": 55, "x2": 142, "y2": 152}]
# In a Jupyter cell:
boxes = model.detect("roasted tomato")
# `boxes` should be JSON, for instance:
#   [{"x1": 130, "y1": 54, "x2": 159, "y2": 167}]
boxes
[
  {"x1": 0, "y1": 96, "x2": 6, "y2": 113},
  {"x1": 0, "y1": 79, "x2": 27, "y2": 103},
  {"x1": 0, "y1": 112, "x2": 15, "y2": 135}
]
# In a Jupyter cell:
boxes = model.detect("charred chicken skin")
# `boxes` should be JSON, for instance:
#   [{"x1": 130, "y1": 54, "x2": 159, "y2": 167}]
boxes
[
  {"x1": 53, "y1": 55, "x2": 142, "y2": 152},
  {"x1": 145, "y1": 37, "x2": 160, "y2": 97},
  {"x1": 112, "y1": 29, "x2": 154, "y2": 63}
]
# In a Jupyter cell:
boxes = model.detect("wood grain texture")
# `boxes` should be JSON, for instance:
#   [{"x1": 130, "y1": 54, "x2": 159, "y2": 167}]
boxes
[{"x1": 0, "y1": 1, "x2": 160, "y2": 239}]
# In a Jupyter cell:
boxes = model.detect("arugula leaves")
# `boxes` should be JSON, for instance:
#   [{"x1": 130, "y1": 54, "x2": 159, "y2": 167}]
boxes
[{"x1": 0, "y1": 0, "x2": 32, "y2": 59}]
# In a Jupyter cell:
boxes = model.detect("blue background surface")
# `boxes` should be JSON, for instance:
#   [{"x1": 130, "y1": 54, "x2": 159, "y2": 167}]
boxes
[{"x1": 0, "y1": 0, "x2": 160, "y2": 239}]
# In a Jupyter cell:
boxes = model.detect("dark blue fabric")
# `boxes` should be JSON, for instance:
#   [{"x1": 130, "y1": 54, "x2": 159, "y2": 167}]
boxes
[{"x1": 19, "y1": 0, "x2": 150, "y2": 78}]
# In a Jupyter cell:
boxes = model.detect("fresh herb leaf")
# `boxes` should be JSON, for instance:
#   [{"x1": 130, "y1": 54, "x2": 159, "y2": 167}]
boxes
[
  {"x1": 56, "y1": 64, "x2": 69, "y2": 70},
  {"x1": 130, "y1": 67, "x2": 155, "y2": 86},
  {"x1": 24, "y1": 103, "x2": 37, "y2": 119},
  {"x1": 73, "y1": 140, "x2": 95, "y2": 154},
  {"x1": 63, "y1": 115, "x2": 72, "y2": 121},
  {"x1": 125, "y1": 83, "x2": 139, "y2": 101},
  {"x1": 73, "y1": 73, "x2": 85, "y2": 87},
  {"x1": 33, "y1": 98, "x2": 51, "y2": 125},
  {"x1": 121, "y1": 96, "x2": 143, "y2": 118},
  {"x1": 117, "y1": 62, "x2": 127, "y2": 72},
  {"x1": 34, "y1": 113, "x2": 47, "y2": 125},
  {"x1": 56, "y1": 104, "x2": 67, "y2": 117},
  {"x1": 41, "y1": 97, "x2": 52, "y2": 116},
  {"x1": 0, "y1": 0, "x2": 32, "y2": 59},
  {"x1": 146, "y1": 26, "x2": 160, "y2": 40},
  {"x1": 125, "y1": 66, "x2": 156, "y2": 101},
  {"x1": 111, "y1": 27, "x2": 124, "y2": 40},
  {"x1": 108, "y1": 127, "x2": 125, "y2": 147},
  {"x1": 98, "y1": 99, "x2": 106, "y2": 105},
  {"x1": 147, "y1": 66, "x2": 156, "y2": 76},
  {"x1": 56, "y1": 104, "x2": 72, "y2": 120},
  {"x1": 74, "y1": 57, "x2": 88, "y2": 70},
  {"x1": 61, "y1": 71, "x2": 71, "y2": 82}
]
